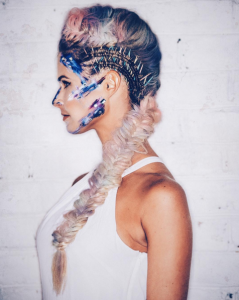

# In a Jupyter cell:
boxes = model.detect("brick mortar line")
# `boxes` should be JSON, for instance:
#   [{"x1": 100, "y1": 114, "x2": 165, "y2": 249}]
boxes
[
  {"x1": 0, "y1": 247, "x2": 237, "y2": 254},
  {"x1": 190, "y1": 215, "x2": 239, "y2": 219},
  {"x1": 188, "y1": 285, "x2": 239, "y2": 288},
  {"x1": 0, "y1": 284, "x2": 41, "y2": 287},
  {"x1": 0, "y1": 213, "x2": 44, "y2": 219},
  {"x1": 1, "y1": 212, "x2": 239, "y2": 218},
  {"x1": 191, "y1": 250, "x2": 239, "y2": 254}
]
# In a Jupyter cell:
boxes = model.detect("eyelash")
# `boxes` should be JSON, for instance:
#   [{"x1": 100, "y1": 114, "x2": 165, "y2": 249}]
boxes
[{"x1": 62, "y1": 81, "x2": 71, "y2": 89}]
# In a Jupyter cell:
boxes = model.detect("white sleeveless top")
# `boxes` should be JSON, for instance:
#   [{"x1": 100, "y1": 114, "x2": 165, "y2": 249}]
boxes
[{"x1": 36, "y1": 156, "x2": 163, "y2": 300}]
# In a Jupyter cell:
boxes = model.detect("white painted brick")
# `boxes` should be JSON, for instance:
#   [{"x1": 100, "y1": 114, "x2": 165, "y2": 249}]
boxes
[
  {"x1": 0, "y1": 249, "x2": 40, "y2": 286},
  {"x1": 0, "y1": 109, "x2": 101, "y2": 148},
  {"x1": 0, "y1": 181, "x2": 42, "y2": 214},
  {"x1": 223, "y1": 144, "x2": 239, "y2": 175},
  {"x1": 0, "y1": 77, "x2": 59, "y2": 117},
  {"x1": 227, "y1": 70, "x2": 239, "y2": 106},
  {"x1": 0, "y1": 47, "x2": 10, "y2": 77},
  {"x1": 0, "y1": 285, "x2": 41, "y2": 300},
  {"x1": 229, "y1": 217, "x2": 239, "y2": 252},
  {"x1": 159, "y1": 70, "x2": 239, "y2": 109},
  {"x1": 188, "y1": 287, "x2": 239, "y2": 300},
  {"x1": 0, "y1": 0, "x2": 56, "y2": 10},
  {"x1": 31, "y1": 132, "x2": 101, "y2": 180},
  {"x1": 153, "y1": 143, "x2": 224, "y2": 177},
  {"x1": 0, "y1": 42, "x2": 57, "y2": 78},
  {"x1": 192, "y1": 217, "x2": 230, "y2": 251},
  {"x1": 0, "y1": 8, "x2": 61, "y2": 44},
  {"x1": 181, "y1": 110, "x2": 239, "y2": 143},
  {"x1": 0, "y1": 112, "x2": 63, "y2": 146},
  {"x1": 138, "y1": 1, "x2": 239, "y2": 35},
  {"x1": 0, "y1": 215, "x2": 42, "y2": 248},
  {"x1": 190, "y1": 252, "x2": 239, "y2": 287},
  {"x1": 0, "y1": 79, "x2": 31, "y2": 116},
  {"x1": 0, "y1": 146, "x2": 31, "y2": 180},
  {"x1": 159, "y1": 35, "x2": 239, "y2": 72},
  {"x1": 156, "y1": 109, "x2": 239, "y2": 143},
  {"x1": 183, "y1": 180, "x2": 239, "y2": 216}
]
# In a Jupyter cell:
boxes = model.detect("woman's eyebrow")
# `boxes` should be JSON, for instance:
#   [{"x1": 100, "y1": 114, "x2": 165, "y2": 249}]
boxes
[{"x1": 58, "y1": 75, "x2": 70, "y2": 82}]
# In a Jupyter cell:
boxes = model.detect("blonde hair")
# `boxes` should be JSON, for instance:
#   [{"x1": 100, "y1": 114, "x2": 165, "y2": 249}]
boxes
[{"x1": 52, "y1": 5, "x2": 162, "y2": 294}]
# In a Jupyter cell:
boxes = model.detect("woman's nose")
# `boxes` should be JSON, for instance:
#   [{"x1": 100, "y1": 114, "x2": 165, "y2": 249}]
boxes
[{"x1": 52, "y1": 87, "x2": 64, "y2": 107}]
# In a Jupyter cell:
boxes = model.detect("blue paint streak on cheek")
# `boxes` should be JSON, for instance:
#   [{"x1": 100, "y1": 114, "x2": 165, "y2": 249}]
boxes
[
  {"x1": 52, "y1": 87, "x2": 61, "y2": 105},
  {"x1": 72, "y1": 81, "x2": 99, "y2": 100},
  {"x1": 69, "y1": 77, "x2": 105, "y2": 101},
  {"x1": 71, "y1": 98, "x2": 106, "y2": 134}
]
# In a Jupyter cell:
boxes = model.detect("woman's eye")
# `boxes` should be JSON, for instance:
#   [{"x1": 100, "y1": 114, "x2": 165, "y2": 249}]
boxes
[{"x1": 62, "y1": 81, "x2": 71, "y2": 89}]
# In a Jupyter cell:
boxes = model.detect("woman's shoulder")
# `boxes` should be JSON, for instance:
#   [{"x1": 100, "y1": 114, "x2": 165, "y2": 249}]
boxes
[
  {"x1": 138, "y1": 169, "x2": 192, "y2": 236},
  {"x1": 136, "y1": 167, "x2": 190, "y2": 223},
  {"x1": 143, "y1": 171, "x2": 186, "y2": 201}
]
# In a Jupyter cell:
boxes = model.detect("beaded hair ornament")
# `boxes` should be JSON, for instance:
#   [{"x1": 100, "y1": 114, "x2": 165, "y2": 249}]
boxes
[{"x1": 64, "y1": 45, "x2": 154, "y2": 105}]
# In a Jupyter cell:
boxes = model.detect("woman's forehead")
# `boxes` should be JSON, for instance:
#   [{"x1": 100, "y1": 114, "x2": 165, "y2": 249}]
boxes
[{"x1": 57, "y1": 60, "x2": 78, "y2": 81}]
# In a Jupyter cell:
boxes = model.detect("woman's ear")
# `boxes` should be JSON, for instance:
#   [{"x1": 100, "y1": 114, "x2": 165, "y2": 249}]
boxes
[{"x1": 103, "y1": 70, "x2": 121, "y2": 97}]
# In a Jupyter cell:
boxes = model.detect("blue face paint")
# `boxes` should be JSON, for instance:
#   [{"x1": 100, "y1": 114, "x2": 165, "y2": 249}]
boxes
[
  {"x1": 53, "y1": 54, "x2": 107, "y2": 134},
  {"x1": 60, "y1": 54, "x2": 87, "y2": 85},
  {"x1": 68, "y1": 76, "x2": 105, "y2": 101},
  {"x1": 71, "y1": 97, "x2": 106, "y2": 134},
  {"x1": 52, "y1": 87, "x2": 62, "y2": 105},
  {"x1": 52, "y1": 54, "x2": 104, "y2": 105}
]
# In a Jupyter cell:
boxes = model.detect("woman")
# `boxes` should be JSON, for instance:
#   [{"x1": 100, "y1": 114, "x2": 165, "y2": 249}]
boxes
[{"x1": 36, "y1": 5, "x2": 192, "y2": 300}]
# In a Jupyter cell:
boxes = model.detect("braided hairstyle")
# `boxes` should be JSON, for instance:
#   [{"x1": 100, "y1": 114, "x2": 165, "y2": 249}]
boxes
[{"x1": 52, "y1": 4, "x2": 162, "y2": 294}]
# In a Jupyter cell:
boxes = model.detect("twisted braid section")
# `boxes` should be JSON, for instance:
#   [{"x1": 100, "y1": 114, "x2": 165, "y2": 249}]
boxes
[{"x1": 51, "y1": 95, "x2": 160, "y2": 294}]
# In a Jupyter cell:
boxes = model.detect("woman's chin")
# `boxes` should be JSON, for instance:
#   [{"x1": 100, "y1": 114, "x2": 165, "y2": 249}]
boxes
[{"x1": 66, "y1": 123, "x2": 83, "y2": 135}]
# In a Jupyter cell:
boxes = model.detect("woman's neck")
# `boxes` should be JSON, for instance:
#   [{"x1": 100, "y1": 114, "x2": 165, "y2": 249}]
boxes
[{"x1": 130, "y1": 140, "x2": 158, "y2": 165}]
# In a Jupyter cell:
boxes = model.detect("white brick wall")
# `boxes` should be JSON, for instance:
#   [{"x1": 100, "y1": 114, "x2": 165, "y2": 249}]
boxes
[{"x1": 0, "y1": 0, "x2": 238, "y2": 299}]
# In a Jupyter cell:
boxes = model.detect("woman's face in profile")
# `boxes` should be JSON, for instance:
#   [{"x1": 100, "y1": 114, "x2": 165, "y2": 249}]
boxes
[{"x1": 53, "y1": 55, "x2": 106, "y2": 134}]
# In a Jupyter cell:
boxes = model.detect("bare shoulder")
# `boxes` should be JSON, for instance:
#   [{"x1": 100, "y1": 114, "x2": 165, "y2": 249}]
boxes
[
  {"x1": 140, "y1": 173, "x2": 192, "y2": 299},
  {"x1": 140, "y1": 174, "x2": 192, "y2": 236},
  {"x1": 72, "y1": 172, "x2": 89, "y2": 186},
  {"x1": 142, "y1": 173, "x2": 189, "y2": 212}
]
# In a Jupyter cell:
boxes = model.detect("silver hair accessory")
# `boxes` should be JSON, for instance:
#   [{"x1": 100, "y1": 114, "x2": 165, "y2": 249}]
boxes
[{"x1": 79, "y1": 45, "x2": 153, "y2": 105}]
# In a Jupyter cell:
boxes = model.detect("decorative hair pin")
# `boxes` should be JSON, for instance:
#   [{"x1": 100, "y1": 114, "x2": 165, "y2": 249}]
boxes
[{"x1": 80, "y1": 45, "x2": 154, "y2": 104}]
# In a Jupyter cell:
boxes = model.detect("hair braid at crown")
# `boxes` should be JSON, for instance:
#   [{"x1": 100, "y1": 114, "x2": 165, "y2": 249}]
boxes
[{"x1": 51, "y1": 96, "x2": 160, "y2": 294}]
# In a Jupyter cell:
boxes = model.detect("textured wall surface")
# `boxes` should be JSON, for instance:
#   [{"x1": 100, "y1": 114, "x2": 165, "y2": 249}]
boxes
[{"x1": 0, "y1": 0, "x2": 239, "y2": 299}]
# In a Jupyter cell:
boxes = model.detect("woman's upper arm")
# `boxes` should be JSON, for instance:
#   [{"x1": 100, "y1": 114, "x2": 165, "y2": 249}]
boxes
[{"x1": 142, "y1": 180, "x2": 193, "y2": 300}]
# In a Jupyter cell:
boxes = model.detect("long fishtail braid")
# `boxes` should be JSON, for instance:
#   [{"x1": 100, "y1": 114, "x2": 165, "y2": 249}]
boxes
[{"x1": 52, "y1": 95, "x2": 160, "y2": 294}]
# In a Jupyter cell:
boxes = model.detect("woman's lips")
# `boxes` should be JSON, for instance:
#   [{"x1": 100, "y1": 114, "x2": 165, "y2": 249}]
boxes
[{"x1": 62, "y1": 114, "x2": 70, "y2": 121}]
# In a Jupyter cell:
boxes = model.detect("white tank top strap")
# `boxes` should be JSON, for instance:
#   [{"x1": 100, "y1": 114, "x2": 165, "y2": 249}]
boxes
[{"x1": 122, "y1": 156, "x2": 163, "y2": 178}]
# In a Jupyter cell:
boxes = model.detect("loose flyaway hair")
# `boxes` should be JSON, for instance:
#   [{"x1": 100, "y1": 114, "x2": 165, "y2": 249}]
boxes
[{"x1": 51, "y1": 4, "x2": 162, "y2": 294}]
